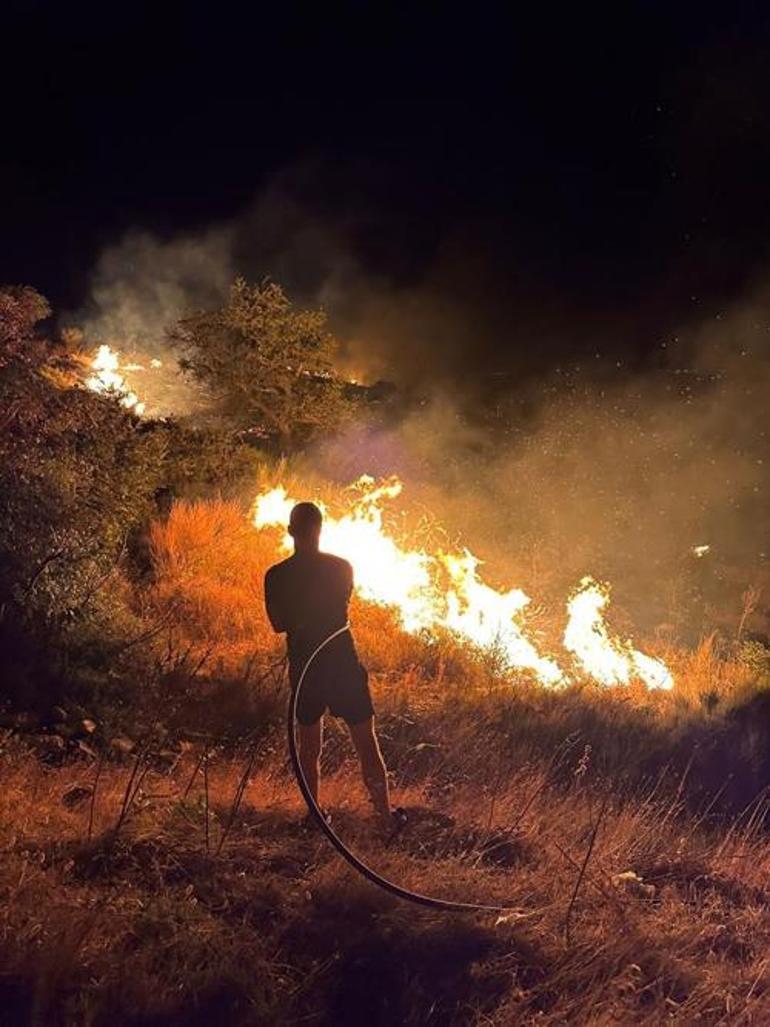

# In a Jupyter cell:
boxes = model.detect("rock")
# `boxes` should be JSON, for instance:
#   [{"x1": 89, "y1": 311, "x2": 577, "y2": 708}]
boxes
[
  {"x1": 62, "y1": 786, "x2": 92, "y2": 809},
  {"x1": 81, "y1": 718, "x2": 97, "y2": 735}
]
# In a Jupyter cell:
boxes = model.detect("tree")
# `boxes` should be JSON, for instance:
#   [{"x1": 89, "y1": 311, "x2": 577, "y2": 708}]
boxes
[
  {"x1": 0, "y1": 286, "x2": 169, "y2": 707},
  {"x1": 171, "y1": 278, "x2": 352, "y2": 448}
]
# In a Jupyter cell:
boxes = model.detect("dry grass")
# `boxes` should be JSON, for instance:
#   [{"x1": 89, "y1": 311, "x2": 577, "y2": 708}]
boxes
[
  {"x1": 146, "y1": 497, "x2": 445, "y2": 686},
  {"x1": 4, "y1": 494, "x2": 770, "y2": 1023},
  {"x1": 148, "y1": 499, "x2": 276, "y2": 649},
  {"x1": 5, "y1": 689, "x2": 770, "y2": 1026},
  {"x1": 147, "y1": 497, "x2": 759, "y2": 709}
]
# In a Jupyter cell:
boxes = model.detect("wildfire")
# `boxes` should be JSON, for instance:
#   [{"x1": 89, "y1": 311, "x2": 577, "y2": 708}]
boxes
[
  {"x1": 85, "y1": 344, "x2": 159, "y2": 414},
  {"x1": 564, "y1": 577, "x2": 673, "y2": 690},
  {"x1": 252, "y1": 476, "x2": 673, "y2": 690}
]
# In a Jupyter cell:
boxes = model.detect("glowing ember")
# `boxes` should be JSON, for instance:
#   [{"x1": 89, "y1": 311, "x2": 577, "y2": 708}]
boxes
[
  {"x1": 253, "y1": 476, "x2": 674, "y2": 690},
  {"x1": 85, "y1": 344, "x2": 145, "y2": 414},
  {"x1": 564, "y1": 577, "x2": 673, "y2": 690}
]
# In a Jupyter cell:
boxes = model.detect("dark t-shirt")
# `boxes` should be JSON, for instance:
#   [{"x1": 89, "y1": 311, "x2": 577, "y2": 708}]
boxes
[{"x1": 264, "y1": 550, "x2": 354, "y2": 667}]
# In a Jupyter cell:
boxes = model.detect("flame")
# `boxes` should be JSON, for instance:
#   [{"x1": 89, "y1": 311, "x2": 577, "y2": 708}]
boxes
[
  {"x1": 564, "y1": 578, "x2": 673, "y2": 690},
  {"x1": 442, "y1": 551, "x2": 563, "y2": 685},
  {"x1": 85, "y1": 344, "x2": 145, "y2": 414},
  {"x1": 252, "y1": 476, "x2": 673, "y2": 690},
  {"x1": 255, "y1": 477, "x2": 436, "y2": 634}
]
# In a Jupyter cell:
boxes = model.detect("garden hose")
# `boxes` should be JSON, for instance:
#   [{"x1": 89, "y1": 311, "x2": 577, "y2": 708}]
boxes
[{"x1": 288, "y1": 624, "x2": 525, "y2": 913}]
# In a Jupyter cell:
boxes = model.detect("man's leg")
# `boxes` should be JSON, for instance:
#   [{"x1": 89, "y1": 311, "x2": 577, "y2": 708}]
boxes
[
  {"x1": 298, "y1": 719, "x2": 323, "y2": 806},
  {"x1": 348, "y1": 717, "x2": 391, "y2": 823}
]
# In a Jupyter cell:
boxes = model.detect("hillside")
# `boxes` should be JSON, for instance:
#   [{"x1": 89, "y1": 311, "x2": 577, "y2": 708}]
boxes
[{"x1": 2, "y1": 494, "x2": 770, "y2": 1025}]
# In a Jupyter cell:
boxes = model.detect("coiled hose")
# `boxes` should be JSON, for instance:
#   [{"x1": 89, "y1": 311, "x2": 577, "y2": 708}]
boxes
[{"x1": 288, "y1": 624, "x2": 523, "y2": 913}]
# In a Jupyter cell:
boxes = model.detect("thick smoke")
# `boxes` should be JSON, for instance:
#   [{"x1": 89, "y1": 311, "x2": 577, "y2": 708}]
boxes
[
  {"x1": 70, "y1": 167, "x2": 503, "y2": 400},
  {"x1": 70, "y1": 227, "x2": 234, "y2": 416},
  {"x1": 78, "y1": 227, "x2": 234, "y2": 346},
  {"x1": 71, "y1": 172, "x2": 770, "y2": 638},
  {"x1": 313, "y1": 292, "x2": 770, "y2": 637}
]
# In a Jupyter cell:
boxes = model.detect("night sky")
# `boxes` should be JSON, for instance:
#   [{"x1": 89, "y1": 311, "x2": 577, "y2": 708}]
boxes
[{"x1": 5, "y1": 3, "x2": 770, "y2": 381}]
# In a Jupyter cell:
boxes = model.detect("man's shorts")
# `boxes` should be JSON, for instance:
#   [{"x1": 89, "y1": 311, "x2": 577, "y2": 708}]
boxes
[{"x1": 290, "y1": 634, "x2": 375, "y2": 727}]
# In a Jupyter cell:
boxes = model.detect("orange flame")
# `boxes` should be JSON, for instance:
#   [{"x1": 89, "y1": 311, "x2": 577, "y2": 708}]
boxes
[
  {"x1": 252, "y1": 476, "x2": 673, "y2": 690},
  {"x1": 85, "y1": 344, "x2": 147, "y2": 414},
  {"x1": 564, "y1": 577, "x2": 673, "y2": 690}
]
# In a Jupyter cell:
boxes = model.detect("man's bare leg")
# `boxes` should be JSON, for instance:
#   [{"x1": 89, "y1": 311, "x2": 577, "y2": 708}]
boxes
[
  {"x1": 298, "y1": 719, "x2": 323, "y2": 807},
  {"x1": 348, "y1": 717, "x2": 391, "y2": 824}
]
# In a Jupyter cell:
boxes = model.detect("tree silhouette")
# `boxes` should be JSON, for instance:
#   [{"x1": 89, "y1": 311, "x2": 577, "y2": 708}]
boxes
[{"x1": 172, "y1": 278, "x2": 351, "y2": 448}]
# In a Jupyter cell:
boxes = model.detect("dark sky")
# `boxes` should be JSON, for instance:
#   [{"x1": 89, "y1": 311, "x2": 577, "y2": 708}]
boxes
[{"x1": 5, "y1": 2, "x2": 770, "y2": 378}]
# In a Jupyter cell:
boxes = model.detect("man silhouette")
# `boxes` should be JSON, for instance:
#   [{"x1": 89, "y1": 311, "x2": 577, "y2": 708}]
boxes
[{"x1": 264, "y1": 502, "x2": 392, "y2": 826}]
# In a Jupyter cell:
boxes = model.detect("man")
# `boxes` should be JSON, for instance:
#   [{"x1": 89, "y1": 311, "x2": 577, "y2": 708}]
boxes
[{"x1": 264, "y1": 501, "x2": 393, "y2": 827}]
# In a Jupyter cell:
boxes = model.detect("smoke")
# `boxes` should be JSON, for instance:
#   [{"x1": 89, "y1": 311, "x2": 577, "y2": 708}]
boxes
[
  {"x1": 312, "y1": 291, "x2": 770, "y2": 637},
  {"x1": 69, "y1": 165, "x2": 513, "y2": 402},
  {"x1": 70, "y1": 169, "x2": 770, "y2": 637},
  {"x1": 69, "y1": 227, "x2": 234, "y2": 416},
  {"x1": 78, "y1": 227, "x2": 234, "y2": 345}
]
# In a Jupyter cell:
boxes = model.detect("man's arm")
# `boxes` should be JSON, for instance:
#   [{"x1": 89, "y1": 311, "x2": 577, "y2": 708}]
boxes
[{"x1": 264, "y1": 567, "x2": 288, "y2": 633}]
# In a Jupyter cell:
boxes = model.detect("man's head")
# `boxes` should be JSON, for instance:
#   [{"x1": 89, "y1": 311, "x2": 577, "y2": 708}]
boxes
[{"x1": 289, "y1": 502, "x2": 323, "y2": 550}]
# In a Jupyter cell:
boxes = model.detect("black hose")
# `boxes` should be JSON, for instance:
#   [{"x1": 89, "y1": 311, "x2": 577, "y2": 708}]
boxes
[{"x1": 288, "y1": 625, "x2": 524, "y2": 913}]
